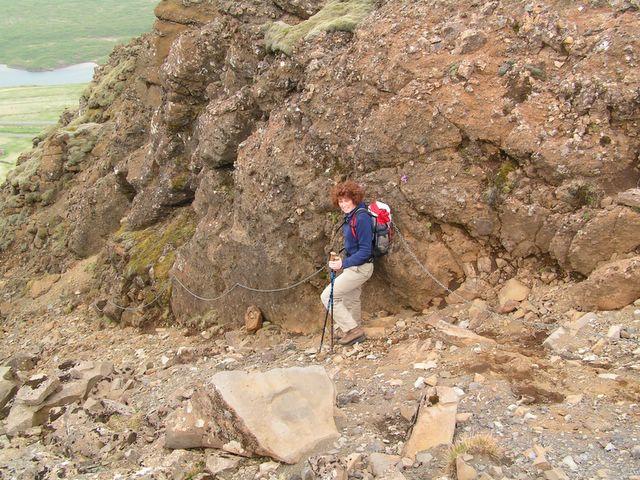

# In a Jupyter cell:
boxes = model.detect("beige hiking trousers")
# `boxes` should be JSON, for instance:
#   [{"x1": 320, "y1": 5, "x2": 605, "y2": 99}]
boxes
[{"x1": 320, "y1": 263, "x2": 374, "y2": 332}]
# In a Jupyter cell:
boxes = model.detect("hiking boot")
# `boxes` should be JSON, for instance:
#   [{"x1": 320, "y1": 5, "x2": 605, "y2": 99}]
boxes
[{"x1": 338, "y1": 327, "x2": 366, "y2": 346}]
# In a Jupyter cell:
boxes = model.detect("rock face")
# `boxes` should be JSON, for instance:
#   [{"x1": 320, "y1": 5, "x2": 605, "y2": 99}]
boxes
[
  {"x1": 568, "y1": 257, "x2": 640, "y2": 311},
  {"x1": 567, "y1": 207, "x2": 640, "y2": 276},
  {"x1": 2, "y1": 0, "x2": 640, "y2": 328}
]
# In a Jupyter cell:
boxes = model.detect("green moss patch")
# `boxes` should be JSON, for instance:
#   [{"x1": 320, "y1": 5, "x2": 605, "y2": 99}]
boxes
[
  {"x1": 119, "y1": 209, "x2": 196, "y2": 282},
  {"x1": 63, "y1": 122, "x2": 102, "y2": 168},
  {"x1": 265, "y1": 0, "x2": 375, "y2": 55},
  {"x1": 494, "y1": 160, "x2": 517, "y2": 194},
  {"x1": 571, "y1": 183, "x2": 599, "y2": 208},
  {"x1": 84, "y1": 58, "x2": 136, "y2": 112}
]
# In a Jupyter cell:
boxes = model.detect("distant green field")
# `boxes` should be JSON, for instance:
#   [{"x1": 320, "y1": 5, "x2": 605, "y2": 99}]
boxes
[
  {"x1": 0, "y1": 84, "x2": 86, "y2": 179},
  {"x1": 0, "y1": 0, "x2": 157, "y2": 71}
]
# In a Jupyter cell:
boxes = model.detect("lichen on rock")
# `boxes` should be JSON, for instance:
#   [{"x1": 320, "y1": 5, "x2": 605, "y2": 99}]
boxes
[{"x1": 264, "y1": 0, "x2": 376, "y2": 55}]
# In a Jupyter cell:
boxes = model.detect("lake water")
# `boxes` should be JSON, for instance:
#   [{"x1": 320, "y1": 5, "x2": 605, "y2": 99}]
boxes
[{"x1": 0, "y1": 63, "x2": 97, "y2": 88}]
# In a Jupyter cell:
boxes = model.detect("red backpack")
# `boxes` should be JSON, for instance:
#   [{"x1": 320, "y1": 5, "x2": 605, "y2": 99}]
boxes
[{"x1": 349, "y1": 201, "x2": 393, "y2": 258}]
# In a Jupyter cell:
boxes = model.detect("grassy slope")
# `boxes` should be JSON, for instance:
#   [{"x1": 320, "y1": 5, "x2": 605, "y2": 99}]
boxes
[
  {"x1": 0, "y1": 1, "x2": 157, "y2": 179},
  {"x1": 0, "y1": 84, "x2": 86, "y2": 179},
  {"x1": 0, "y1": 0, "x2": 157, "y2": 71}
]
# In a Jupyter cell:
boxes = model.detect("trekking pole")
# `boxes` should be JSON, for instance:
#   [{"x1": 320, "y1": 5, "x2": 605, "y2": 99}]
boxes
[
  {"x1": 329, "y1": 270, "x2": 336, "y2": 352},
  {"x1": 319, "y1": 282, "x2": 330, "y2": 354},
  {"x1": 318, "y1": 253, "x2": 338, "y2": 354}
]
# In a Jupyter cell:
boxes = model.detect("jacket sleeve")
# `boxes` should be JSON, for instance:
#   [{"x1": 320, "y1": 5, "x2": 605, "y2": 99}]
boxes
[{"x1": 342, "y1": 212, "x2": 373, "y2": 268}]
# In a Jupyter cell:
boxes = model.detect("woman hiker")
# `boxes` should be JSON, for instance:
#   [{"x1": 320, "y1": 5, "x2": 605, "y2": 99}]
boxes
[{"x1": 320, "y1": 180, "x2": 374, "y2": 346}]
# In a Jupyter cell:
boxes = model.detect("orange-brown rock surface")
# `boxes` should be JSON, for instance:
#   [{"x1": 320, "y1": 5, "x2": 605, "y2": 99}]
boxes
[{"x1": 1, "y1": 0, "x2": 639, "y2": 330}]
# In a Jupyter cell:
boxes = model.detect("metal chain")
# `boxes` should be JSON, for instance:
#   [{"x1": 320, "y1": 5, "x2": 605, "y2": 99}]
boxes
[
  {"x1": 171, "y1": 265, "x2": 327, "y2": 301},
  {"x1": 96, "y1": 283, "x2": 170, "y2": 312},
  {"x1": 98, "y1": 266, "x2": 327, "y2": 312},
  {"x1": 98, "y1": 222, "x2": 501, "y2": 316},
  {"x1": 394, "y1": 225, "x2": 479, "y2": 307},
  {"x1": 394, "y1": 224, "x2": 503, "y2": 318}
]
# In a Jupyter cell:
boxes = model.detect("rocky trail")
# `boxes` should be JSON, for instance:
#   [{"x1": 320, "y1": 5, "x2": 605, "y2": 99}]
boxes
[{"x1": 1, "y1": 265, "x2": 639, "y2": 479}]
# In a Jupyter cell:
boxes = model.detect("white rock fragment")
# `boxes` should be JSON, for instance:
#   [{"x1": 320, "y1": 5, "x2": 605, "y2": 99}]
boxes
[
  {"x1": 606, "y1": 325, "x2": 621, "y2": 340},
  {"x1": 413, "y1": 361, "x2": 437, "y2": 370},
  {"x1": 562, "y1": 455, "x2": 579, "y2": 471}
]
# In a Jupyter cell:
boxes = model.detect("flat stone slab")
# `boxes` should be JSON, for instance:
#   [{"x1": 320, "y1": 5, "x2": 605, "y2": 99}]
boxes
[
  {"x1": 0, "y1": 366, "x2": 15, "y2": 381},
  {"x1": 403, "y1": 386, "x2": 459, "y2": 459},
  {"x1": 369, "y1": 452, "x2": 401, "y2": 477},
  {"x1": 425, "y1": 317, "x2": 496, "y2": 346},
  {"x1": 210, "y1": 365, "x2": 339, "y2": 464},
  {"x1": 15, "y1": 374, "x2": 60, "y2": 406}
]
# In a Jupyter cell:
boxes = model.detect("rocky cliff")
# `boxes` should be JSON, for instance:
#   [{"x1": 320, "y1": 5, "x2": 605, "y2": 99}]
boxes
[{"x1": 1, "y1": 0, "x2": 639, "y2": 332}]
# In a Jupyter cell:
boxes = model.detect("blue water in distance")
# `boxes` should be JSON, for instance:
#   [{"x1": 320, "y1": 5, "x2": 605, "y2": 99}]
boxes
[{"x1": 0, "y1": 63, "x2": 97, "y2": 88}]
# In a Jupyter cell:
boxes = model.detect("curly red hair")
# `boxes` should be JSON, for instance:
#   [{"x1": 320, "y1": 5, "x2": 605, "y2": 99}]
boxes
[{"x1": 331, "y1": 180, "x2": 365, "y2": 207}]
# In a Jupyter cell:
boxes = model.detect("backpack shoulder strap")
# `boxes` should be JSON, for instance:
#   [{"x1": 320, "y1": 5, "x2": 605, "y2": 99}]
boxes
[{"x1": 350, "y1": 207, "x2": 371, "y2": 239}]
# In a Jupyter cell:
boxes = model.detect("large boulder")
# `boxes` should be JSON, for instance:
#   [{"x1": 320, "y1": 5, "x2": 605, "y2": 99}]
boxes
[
  {"x1": 567, "y1": 207, "x2": 640, "y2": 276},
  {"x1": 165, "y1": 366, "x2": 338, "y2": 463},
  {"x1": 568, "y1": 256, "x2": 640, "y2": 310},
  {"x1": 209, "y1": 366, "x2": 339, "y2": 464}
]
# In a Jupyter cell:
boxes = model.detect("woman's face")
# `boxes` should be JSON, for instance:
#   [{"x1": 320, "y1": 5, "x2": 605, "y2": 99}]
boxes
[{"x1": 338, "y1": 196, "x2": 356, "y2": 213}]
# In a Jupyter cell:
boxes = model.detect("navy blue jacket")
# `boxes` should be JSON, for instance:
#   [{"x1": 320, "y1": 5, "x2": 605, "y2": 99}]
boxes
[{"x1": 342, "y1": 203, "x2": 373, "y2": 269}]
